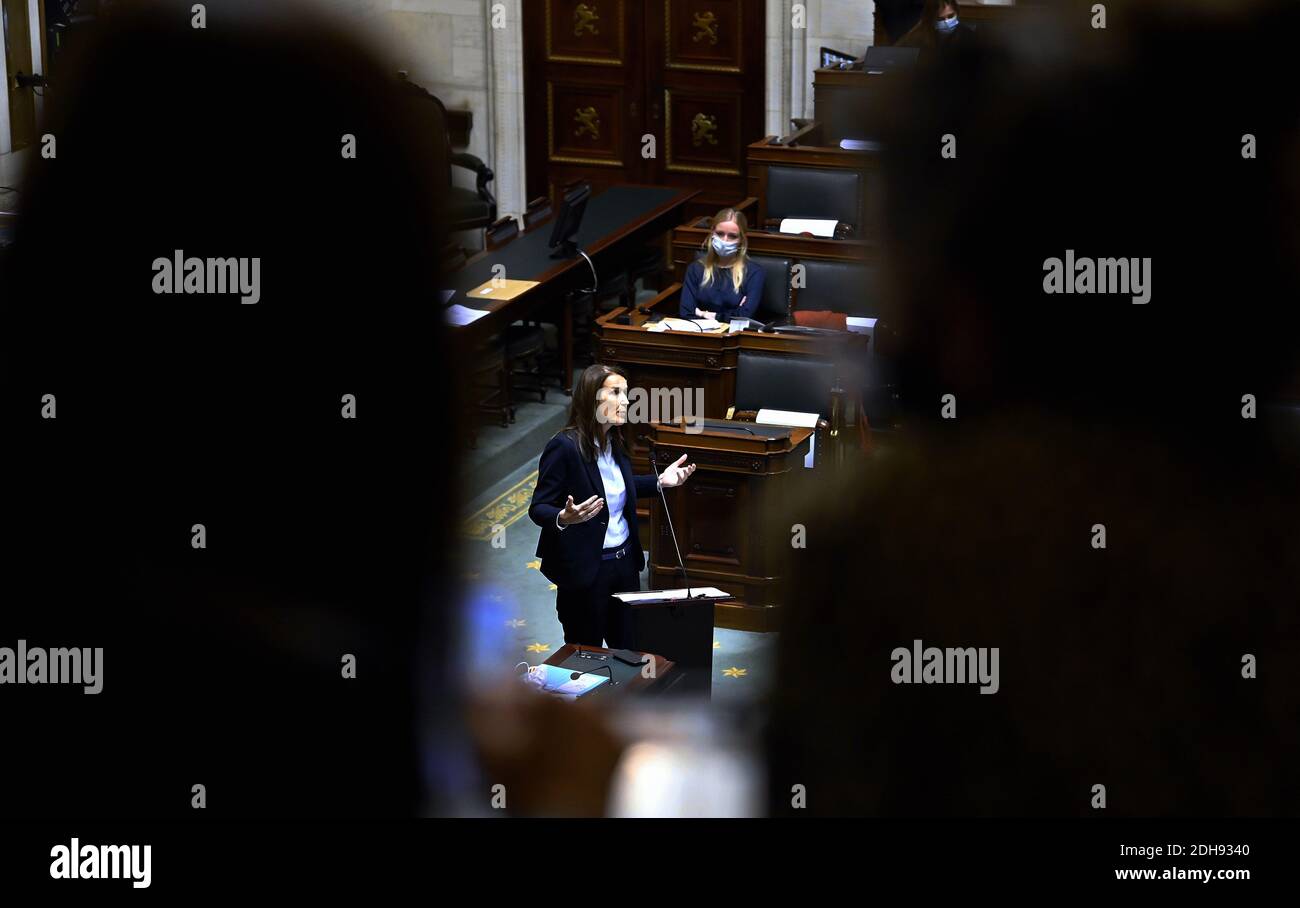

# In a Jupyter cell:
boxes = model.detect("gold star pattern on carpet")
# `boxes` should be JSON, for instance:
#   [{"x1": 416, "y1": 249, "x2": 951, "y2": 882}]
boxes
[
  {"x1": 722, "y1": 666, "x2": 747, "y2": 678},
  {"x1": 505, "y1": 619, "x2": 527, "y2": 628},
  {"x1": 526, "y1": 560, "x2": 541, "y2": 570},
  {"x1": 547, "y1": 583, "x2": 557, "y2": 591},
  {"x1": 526, "y1": 643, "x2": 550, "y2": 654},
  {"x1": 713, "y1": 640, "x2": 721, "y2": 649}
]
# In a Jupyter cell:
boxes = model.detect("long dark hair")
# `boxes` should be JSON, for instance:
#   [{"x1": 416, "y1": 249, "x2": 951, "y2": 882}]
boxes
[
  {"x1": 899, "y1": 0, "x2": 959, "y2": 49},
  {"x1": 563, "y1": 363, "x2": 628, "y2": 462}
]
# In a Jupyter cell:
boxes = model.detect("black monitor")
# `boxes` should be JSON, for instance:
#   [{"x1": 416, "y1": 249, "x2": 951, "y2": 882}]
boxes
[
  {"x1": 548, "y1": 182, "x2": 591, "y2": 259},
  {"x1": 863, "y1": 45, "x2": 920, "y2": 73}
]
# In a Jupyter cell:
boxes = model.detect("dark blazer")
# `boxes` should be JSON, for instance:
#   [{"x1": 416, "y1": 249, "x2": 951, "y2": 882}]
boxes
[
  {"x1": 679, "y1": 259, "x2": 764, "y2": 322},
  {"x1": 529, "y1": 430, "x2": 658, "y2": 589}
]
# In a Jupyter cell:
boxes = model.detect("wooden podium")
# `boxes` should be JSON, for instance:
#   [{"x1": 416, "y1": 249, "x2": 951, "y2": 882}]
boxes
[{"x1": 646, "y1": 419, "x2": 815, "y2": 632}]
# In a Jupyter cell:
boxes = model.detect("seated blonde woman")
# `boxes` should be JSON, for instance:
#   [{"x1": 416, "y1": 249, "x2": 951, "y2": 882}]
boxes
[{"x1": 679, "y1": 207, "x2": 765, "y2": 323}]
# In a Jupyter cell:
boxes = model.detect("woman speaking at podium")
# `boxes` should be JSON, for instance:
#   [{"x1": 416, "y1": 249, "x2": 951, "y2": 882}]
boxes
[{"x1": 529, "y1": 364, "x2": 697, "y2": 648}]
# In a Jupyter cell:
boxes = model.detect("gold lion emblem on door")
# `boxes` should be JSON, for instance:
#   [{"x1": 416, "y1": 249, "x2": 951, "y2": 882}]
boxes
[
  {"x1": 691, "y1": 112, "x2": 718, "y2": 147},
  {"x1": 574, "y1": 106, "x2": 601, "y2": 141},
  {"x1": 692, "y1": 11, "x2": 718, "y2": 46},
  {"x1": 574, "y1": 3, "x2": 600, "y2": 37}
]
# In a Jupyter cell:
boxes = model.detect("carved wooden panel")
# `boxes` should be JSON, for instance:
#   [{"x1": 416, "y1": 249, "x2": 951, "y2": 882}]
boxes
[
  {"x1": 525, "y1": 1, "x2": 763, "y2": 220},
  {"x1": 680, "y1": 475, "x2": 749, "y2": 568},
  {"x1": 664, "y1": 89, "x2": 743, "y2": 176},
  {"x1": 546, "y1": 0, "x2": 627, "y2": 66},
  {"x1": 548, "y1": 82, "x2": 626, "y2": 168},
  {"x1": 665, "y1": 0, "x2": 743, "y2": 72}
]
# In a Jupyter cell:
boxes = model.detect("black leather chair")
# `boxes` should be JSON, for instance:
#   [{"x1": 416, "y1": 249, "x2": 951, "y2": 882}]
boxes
[
  {"x1": 790, "y1": 260, "x2": 898, "y2": 430},
  {"x1": 522, "y1": 196, "x2": 553, "y2": 230},
  {"x1": 485, "y1": 215, "x2": 519, "y2": 250},
  {"x1": 397, "y1": 74, "x2": 495, "y2": 236},
  {"x1": 734, "y1": 349, "x2": 836, "y2": 418},
  {"x1": 794, "y1": 259, "x2": 882, "y2": 317},
  {"x1": 766, "y1": 165, "x2": 863, "y2": 229},
  {"x1": 691, "y1": 251, "x2": 792, "y2": 324}
]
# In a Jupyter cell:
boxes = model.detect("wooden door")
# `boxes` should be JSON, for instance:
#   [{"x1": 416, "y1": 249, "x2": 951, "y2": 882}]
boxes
[
  {"x1": 525, "y1": 0, "x2": 765, "y2": 222},
  {"x1": 524, "y1": 1, "x2": 648, "y2": 204},
  {"x1": 643, "y1": 0, "x2": 764, "y2": 219}
]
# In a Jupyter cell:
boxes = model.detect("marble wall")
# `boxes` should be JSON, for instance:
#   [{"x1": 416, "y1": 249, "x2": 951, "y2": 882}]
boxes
[
  {"x1": 383, "y1": 0, "x2": 526, "y2": 237},
  {"x1": 768, "y1": 0, "x2": 877, "y2": 138}
]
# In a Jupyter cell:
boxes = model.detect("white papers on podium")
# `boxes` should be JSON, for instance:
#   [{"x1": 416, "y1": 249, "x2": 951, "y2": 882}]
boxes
[
  {"x1": 614, "y1": 587, "x2": 730, "y2": 603},
  {"x1": 444, "y1": 303, "x2": 490, "y2": 327},
  {"x1": 525, "y1": 664, "x2": 609, "y2": 700},
  {"x1": 778, "y1": 218, "x2": 837, "y2": 238},
  {"x1": 756, "y1": 408, "x2": 818, "y2": 469}
]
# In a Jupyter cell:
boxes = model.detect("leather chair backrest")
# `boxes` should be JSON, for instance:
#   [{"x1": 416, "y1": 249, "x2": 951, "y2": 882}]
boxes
[
  {"x1": 735, "y1": 349, "x2": 835, "y2": 418},
  {"x1": 767, "y1": 165, "x2": 862, "y2": 227},
  {"x1": 795, "y1": 259, "x2": 881, "y2": 317},
  {"x1": 485, "y1": 216, "x2": 519, "y2": 249},
  {"x1": 523, "y1": 196, "x2": 553, "y2": 230}
]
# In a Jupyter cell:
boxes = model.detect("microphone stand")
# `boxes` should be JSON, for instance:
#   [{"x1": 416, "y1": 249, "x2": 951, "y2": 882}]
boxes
[
  {"x1": 649, "y1": 446, "x2": 703, "y2": 601},
  {"x1": 568, "y1": 664, "x2": 615, "y2": 688}
]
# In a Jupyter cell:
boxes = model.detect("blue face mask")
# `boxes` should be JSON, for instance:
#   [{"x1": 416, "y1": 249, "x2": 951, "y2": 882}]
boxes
[
  {"x1": 711, "y1": 235, "x2": 739, "y2": 257},
  {"x1": 936, "y1": 15, "x2": 959, "y2": 32}
]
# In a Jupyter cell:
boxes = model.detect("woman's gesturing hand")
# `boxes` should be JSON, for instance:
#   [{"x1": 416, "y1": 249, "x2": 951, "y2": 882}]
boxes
[
  {"x1": 658, "y1": 454, "x2": 697, "y2": 488},
  {"x1": 558, "y1": 494, "x2": 604, "y2": 526}
]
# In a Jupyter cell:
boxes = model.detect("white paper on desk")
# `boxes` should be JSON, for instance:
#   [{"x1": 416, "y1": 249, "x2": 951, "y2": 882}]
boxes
[
  {"x1": 839, "y1": 139, "x2": 882, "y2": 151},
  {"x1": 756, "y1": 408, "x2": 819, "y2": 469},
  {"x1": 779, "y1": 218, "x2": 838, "y2": 238},
  {"x1": 614, "y1": 587, "x2": 730, "y2": 603},
  {"x1": 846, "y1": 315, "x2": 877, "y2": 342},
  {"x1": 728, "y1": 318, "x2": 749, "y2": 334},
  {"x1": 444, "y1": 303, "x2": 490, "y2": 326}
]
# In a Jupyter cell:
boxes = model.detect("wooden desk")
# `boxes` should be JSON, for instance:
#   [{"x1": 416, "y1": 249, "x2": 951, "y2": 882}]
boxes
[
  {"x1": 811, "y1": 67, "x2": 904, "y2": 146},
  {"x1": 647, "y1": 420, "x2": 815, "y2": 632},
  {"x1": 543, "y1": 644, "x2": 676, "y2": 696},
  {"x1": 671, "y1": 213, "x2": 875, "y2": 277},
  {"x1": 594, "y1": 298, "x2": 867, "y2": 477},
  {"x1": 444, "y1": 184, "x2": 699, "y2": 392}
]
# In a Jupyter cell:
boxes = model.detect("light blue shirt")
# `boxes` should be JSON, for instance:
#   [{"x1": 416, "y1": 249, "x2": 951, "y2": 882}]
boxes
[{"x1": 596, "y1": 443, "x2": 629, "y2": 548}]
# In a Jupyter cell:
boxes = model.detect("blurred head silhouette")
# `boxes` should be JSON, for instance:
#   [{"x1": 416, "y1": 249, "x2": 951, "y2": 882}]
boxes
[
  {"x1": 767, "y1": 0, "x2": 1300, "y2": 817},
  {"x1": 2, "y1": 0, "x2": 461, "y2": 817}
]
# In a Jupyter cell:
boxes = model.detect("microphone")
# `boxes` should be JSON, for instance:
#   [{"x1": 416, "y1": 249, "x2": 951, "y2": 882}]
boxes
[
  {"x1": 649, "y1": 447, "x2": 704, "y2": 600},
  {"x1": 568, "y1": 665, "x2": 615, "y2": 687}
]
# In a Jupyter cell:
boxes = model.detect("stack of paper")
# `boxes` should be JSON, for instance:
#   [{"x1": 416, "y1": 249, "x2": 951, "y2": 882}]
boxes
[
  {"x1": 755, "y1": 408, "x2": 819, "y2": 469},
  {"x1": 444, "y1": 304, "x2": 490, "y2": 327},
  {"x1": 779, "y1": 218, "x2": 838, "y2": 238}
]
